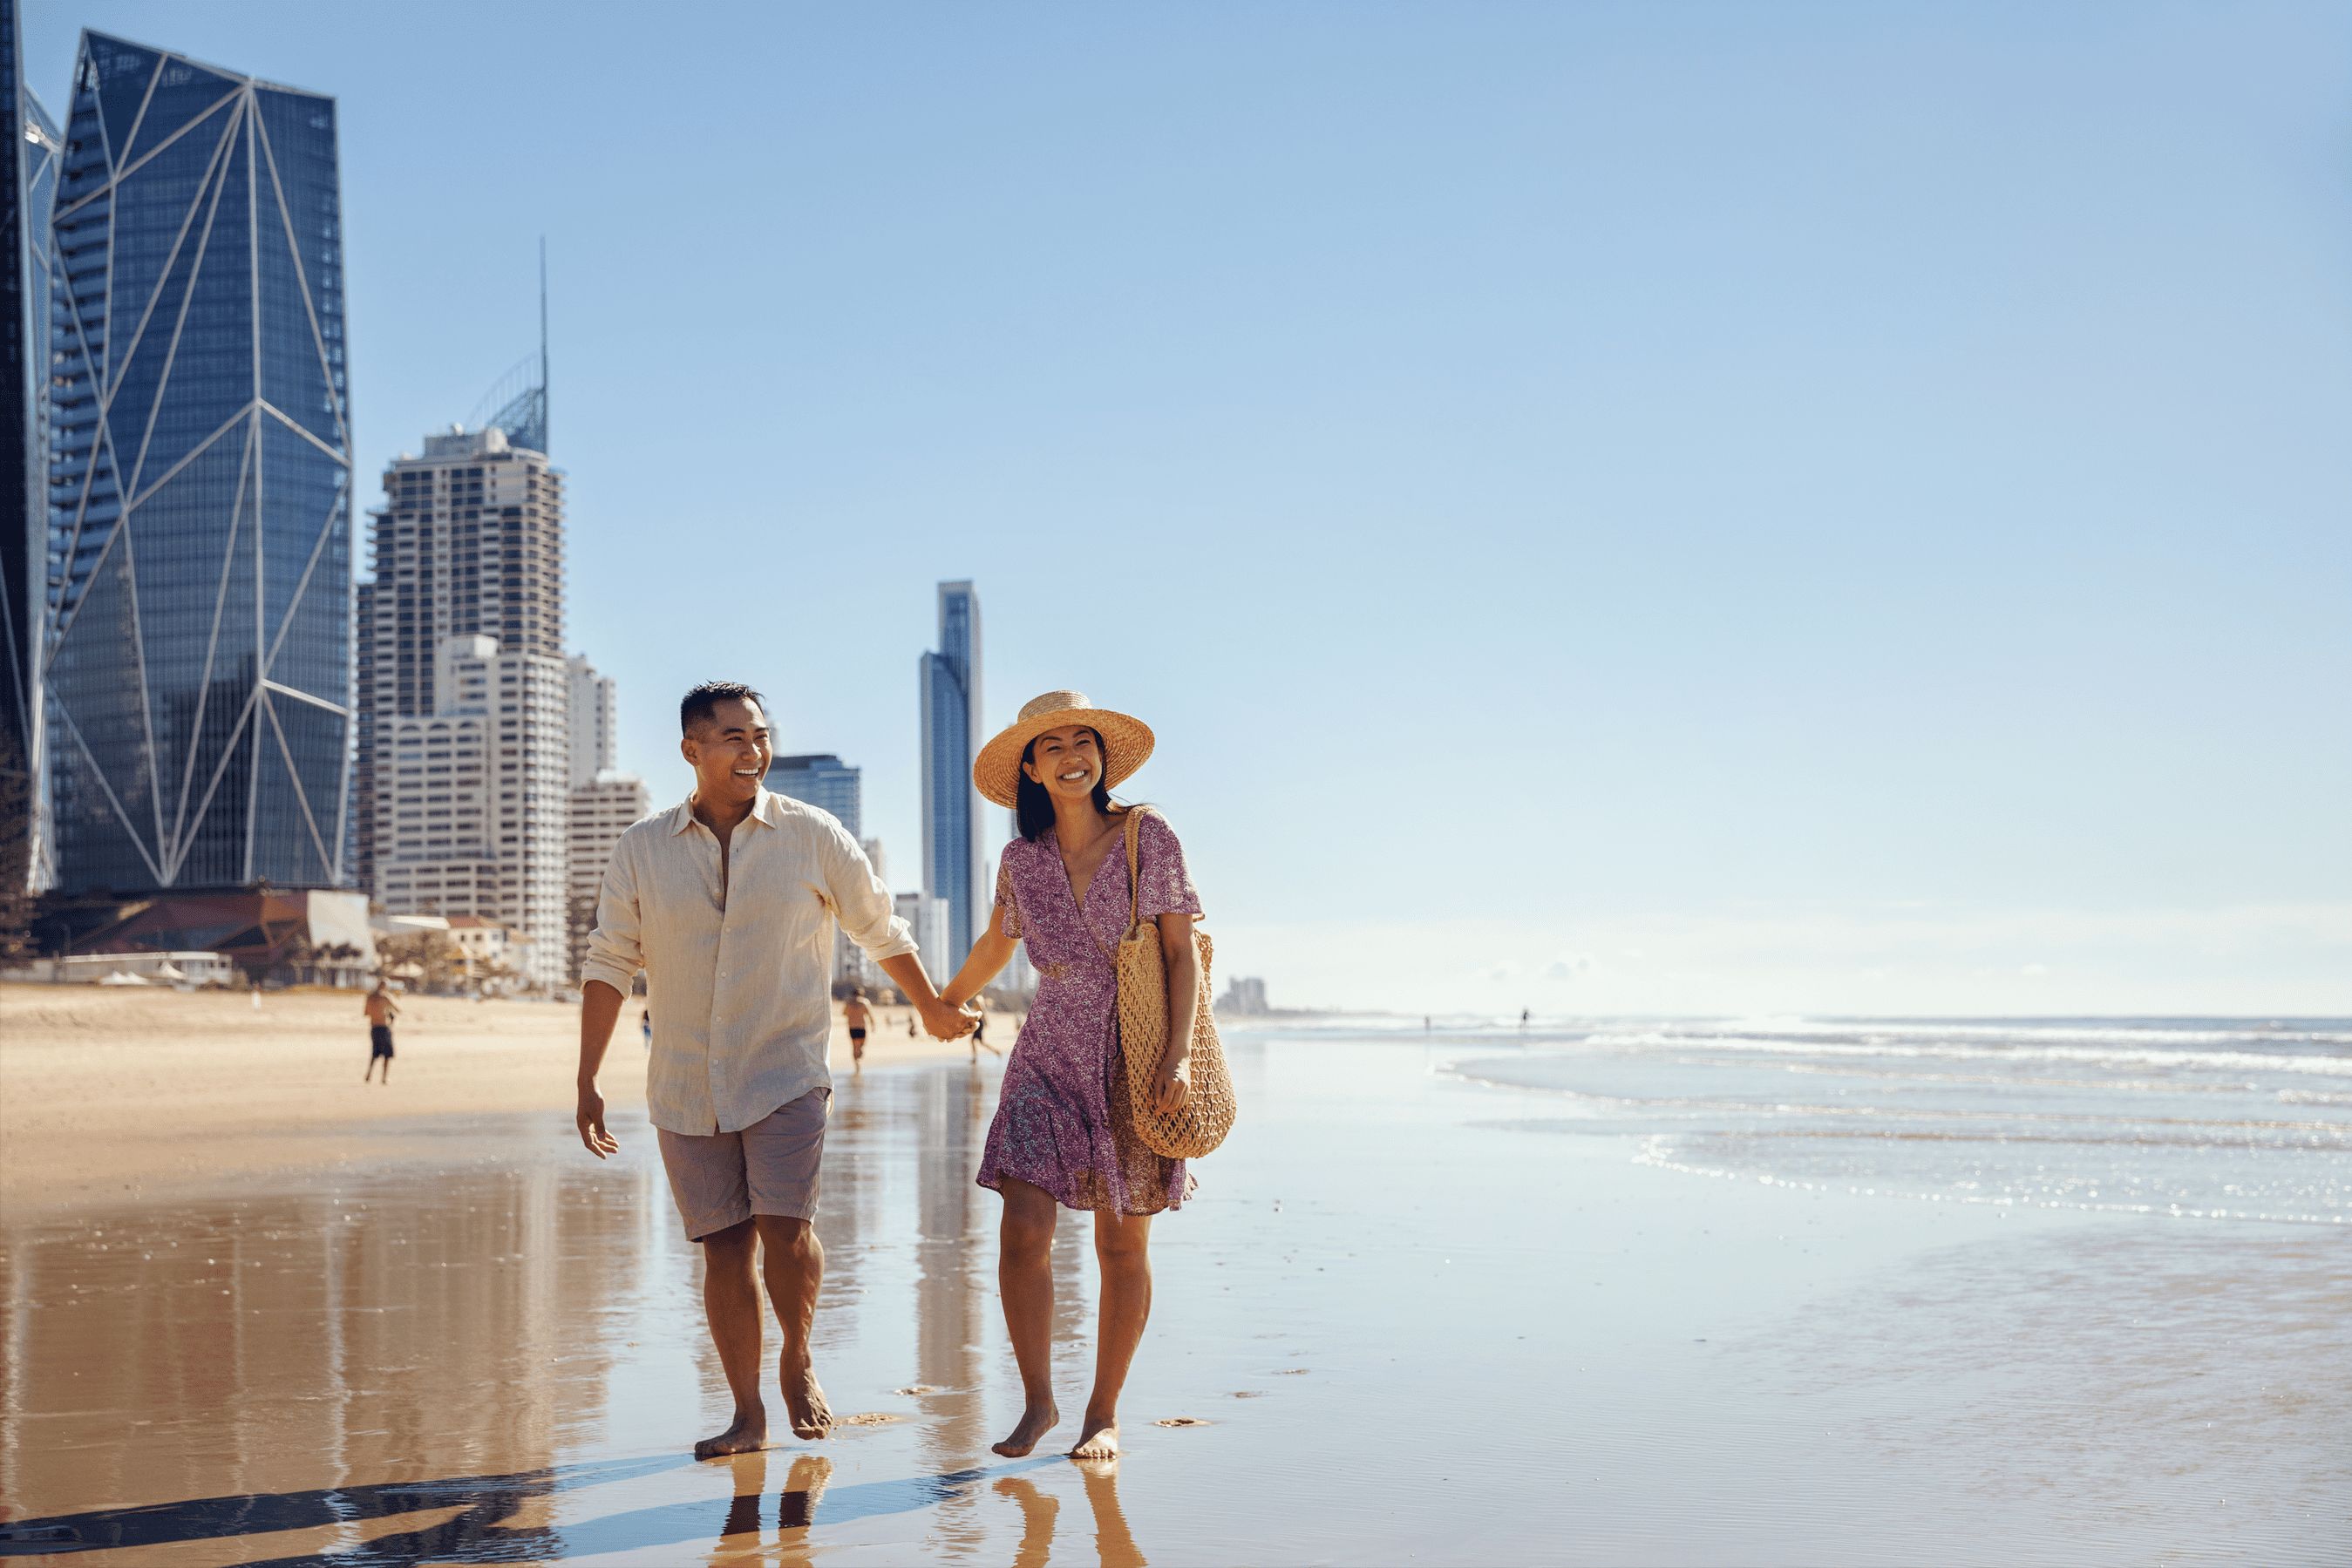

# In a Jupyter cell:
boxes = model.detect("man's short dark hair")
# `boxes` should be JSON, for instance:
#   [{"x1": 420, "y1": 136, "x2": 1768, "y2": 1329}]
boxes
[{"x1": 680, "y1": 680, "x2": 767, "y2": 736}]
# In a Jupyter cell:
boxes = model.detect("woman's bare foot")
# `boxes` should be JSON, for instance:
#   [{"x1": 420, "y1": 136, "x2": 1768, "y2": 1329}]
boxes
[
  {"x1": 992, "y1": 1400, "x2": 1061, "y2": 1458},
  {"x1": 1069, "y1": 1411, "x2": 1120, "y2": 1460},
  {"x1": 783, "y1": 1368, "x2": 833, "y2": 1441},
  {"x1": 695, "y1": 1409, "x2": 767, "y2": 1459}
]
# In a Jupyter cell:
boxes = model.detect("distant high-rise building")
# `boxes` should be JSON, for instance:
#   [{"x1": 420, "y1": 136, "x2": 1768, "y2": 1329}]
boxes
[
  {"x1": 364, "y1": 424, "x2": 567, "y2": 988},
  {"x1": 374, "y1": 634, "x2": 568, "y2": 990},
  {"x1": 568, "y1": 769, "x2": 649, "y2": 981},
  {"x1": 567, "y1": 655, "x2": 615, "y2": 790},
  {"x1": 894, "y1": 889, "x2": 952, "y2": 990},
  {"x1": 44, "y1": 32, "x2": 353, "y2": 893},
  {"x1": 763, "y1": 752, "x2": 864, "y2": 984},
  {"x1": 765, "y1": 753, "x2": 860, "y2": 838},
  {"x1": 1, "y1": 0, "x2": 60, "y2": 893},
  {"x1": 919, "y1": 580, "x2": 983, "y2": 963}
]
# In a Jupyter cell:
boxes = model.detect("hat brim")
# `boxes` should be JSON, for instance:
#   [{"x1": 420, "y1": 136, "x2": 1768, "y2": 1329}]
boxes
[{"x1": 974, "y1": 707, "x2": 1156, "y2": 808}]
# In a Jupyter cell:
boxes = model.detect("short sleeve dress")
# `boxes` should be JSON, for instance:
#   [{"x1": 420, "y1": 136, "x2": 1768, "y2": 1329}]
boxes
[{"x1": 976, "y1": 809, "x2": 1202, "y2": 1215}]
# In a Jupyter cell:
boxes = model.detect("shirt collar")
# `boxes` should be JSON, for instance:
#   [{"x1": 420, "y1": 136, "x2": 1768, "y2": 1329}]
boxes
[{"x1": 670, "y1": 788, "x2": 783, "y2": 835}]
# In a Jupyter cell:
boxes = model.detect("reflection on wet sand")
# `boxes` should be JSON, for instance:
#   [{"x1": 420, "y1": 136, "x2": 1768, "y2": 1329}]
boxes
[
  {"x1": 997, "y1": 1463, "x2": 1148, "y2": 1568},
  {"x1": 0, "y1": 1062, "x2": 1170, "y2": 1565},
  {"x1": 705, "y1": 1451, "x2": 830, "y2": 1566},
  {"x1": 0, "y1": 1152, "x2": 661, "y2": 1541}
]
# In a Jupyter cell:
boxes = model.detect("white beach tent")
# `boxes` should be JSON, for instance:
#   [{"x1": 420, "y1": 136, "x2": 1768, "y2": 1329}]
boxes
[{"x1": 96, "y1": 970, "x2": 149, "y2": 986}]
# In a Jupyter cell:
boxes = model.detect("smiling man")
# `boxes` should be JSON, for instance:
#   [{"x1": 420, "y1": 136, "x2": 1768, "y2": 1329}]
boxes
[{"x1": 575, "y1": 681, "x2": 976, "y2": 1458}]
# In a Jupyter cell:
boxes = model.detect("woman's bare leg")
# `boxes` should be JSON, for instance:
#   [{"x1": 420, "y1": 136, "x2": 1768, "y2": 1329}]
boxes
[
  {"x1": 992, "y1": 1178, "x2": 1061, "y2": 1456},
  {"x1": 1073, "y1": 1210, "x2": 1152, "y2": 1458}
]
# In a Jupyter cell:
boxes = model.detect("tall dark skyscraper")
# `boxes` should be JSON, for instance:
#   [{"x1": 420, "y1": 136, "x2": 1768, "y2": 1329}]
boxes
[
  {"x1": 1, "y1": 0, "x2": 60, "y2": 890},
  {"x1": 920, "y1": 580, "x2": 982, "y2": 962},
  {"x1": 44, "y1": 33, "x2": 352, "y2": 893}
]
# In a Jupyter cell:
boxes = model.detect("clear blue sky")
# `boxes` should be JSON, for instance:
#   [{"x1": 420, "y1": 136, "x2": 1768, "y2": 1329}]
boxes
[{"x1": 30, "y1": 2, "x2": 2350, "y2": 1014}]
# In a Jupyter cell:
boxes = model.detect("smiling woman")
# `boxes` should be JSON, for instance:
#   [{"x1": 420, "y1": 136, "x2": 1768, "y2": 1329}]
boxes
[{"x1": 939, "y1": 690, "x2": 1206, "y2": 1463}]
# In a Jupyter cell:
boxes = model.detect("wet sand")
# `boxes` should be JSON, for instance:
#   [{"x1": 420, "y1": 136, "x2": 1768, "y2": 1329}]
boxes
[
  {"x1": 0, "y1": 985, "x2": 994, "y2": 1212},
  {"x1": 0, "y1": 1026, "x2": 2344, "y2": 1563}
]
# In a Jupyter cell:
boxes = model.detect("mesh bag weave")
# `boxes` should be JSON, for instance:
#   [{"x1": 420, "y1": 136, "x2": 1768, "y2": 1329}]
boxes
[{"x1": 1113, "y1": 809, "x2": 1236, "y2": 1160}]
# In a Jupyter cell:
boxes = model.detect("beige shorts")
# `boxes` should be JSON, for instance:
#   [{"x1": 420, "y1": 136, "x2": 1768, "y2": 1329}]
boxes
[{"x1": 656, "y1": 1088, "x2": 830, "y2": 1241}]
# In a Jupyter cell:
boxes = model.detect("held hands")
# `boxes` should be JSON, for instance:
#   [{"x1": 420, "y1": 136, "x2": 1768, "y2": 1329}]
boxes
[
  {"x1": 920, "y1": 998, "x2": 983, "y2": 1042},
  {"x1": 1152, "y1": 1050, "x2": 1192, "y2": 1117},
  {"x1": 575, "y1": 1085, "x2": 619, "y2": 1159}
]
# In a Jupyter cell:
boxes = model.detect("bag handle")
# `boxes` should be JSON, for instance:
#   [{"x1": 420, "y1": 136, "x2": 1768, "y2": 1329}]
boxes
[{"x1": 1124, "y1": 806, "x2": 1148, "y2": 931}]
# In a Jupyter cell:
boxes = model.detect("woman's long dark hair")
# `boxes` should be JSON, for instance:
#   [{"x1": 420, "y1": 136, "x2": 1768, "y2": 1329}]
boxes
[{"x1": 1016, "y1": 728, "x2": 1115, "y2": 841}]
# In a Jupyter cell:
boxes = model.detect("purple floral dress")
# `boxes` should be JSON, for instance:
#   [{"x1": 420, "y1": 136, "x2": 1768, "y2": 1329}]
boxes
[{"x1": 977, "y1": 810, "x2": 1201, "y2": 1215}]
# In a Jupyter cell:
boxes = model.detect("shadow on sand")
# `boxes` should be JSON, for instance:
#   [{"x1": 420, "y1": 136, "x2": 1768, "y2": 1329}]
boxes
[{"x1": 0, "y1": 1451, "x2": 1101, "y2": 1565}]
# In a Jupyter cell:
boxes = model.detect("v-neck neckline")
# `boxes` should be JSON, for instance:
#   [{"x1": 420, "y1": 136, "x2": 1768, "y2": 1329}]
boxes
[{"x1": 1053, "y1": 818, "x2": 1125, "y2": 920}]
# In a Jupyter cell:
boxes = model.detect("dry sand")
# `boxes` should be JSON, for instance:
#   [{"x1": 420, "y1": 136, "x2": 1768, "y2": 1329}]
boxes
[{"x1": 0, "y1": 982, "x2": 997, "y2": 1212}]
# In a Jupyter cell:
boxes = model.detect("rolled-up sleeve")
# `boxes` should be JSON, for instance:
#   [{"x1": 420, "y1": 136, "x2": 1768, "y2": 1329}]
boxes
[
  {"x1": 580, "y1": 832, "x2": 646, "y2": 994},
  {"x1": 824, "y1": 825, "x2": 917, "y2": 963}
]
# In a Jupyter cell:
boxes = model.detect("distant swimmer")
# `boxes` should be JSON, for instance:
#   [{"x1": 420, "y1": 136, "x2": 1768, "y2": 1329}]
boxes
[
  {"x1": 364, "y1": 980, "x2": 399, "y2": 1083},
  {"x1": 844, "y1": 987, "x2": 873, "y2": 1066}
]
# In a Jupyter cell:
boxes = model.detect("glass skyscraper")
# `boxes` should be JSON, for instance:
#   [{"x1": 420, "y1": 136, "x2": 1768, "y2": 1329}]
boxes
[
  {"x1": 920, "y1": 580, "x2": 982, "y2": 963},
  {"x1": 44, "y1": 33, "x2": 352, "y2": 893},
  {"x1": 1, "y1": 0, "x2": 60, "y2": 889},
  {"x1": 765, "y1": 753, "x2": 861, "y2": 838}
]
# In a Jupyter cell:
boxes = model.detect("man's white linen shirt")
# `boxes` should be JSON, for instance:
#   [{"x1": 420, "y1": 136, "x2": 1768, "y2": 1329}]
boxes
[{"x1": 580, "y1": 790, "x2": 917, "y2": 1136}]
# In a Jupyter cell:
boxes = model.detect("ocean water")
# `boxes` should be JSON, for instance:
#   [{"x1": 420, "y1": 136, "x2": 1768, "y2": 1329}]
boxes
[{"x1": 1429, "y1": 1015, "x2": 2352, "y2": 1225}]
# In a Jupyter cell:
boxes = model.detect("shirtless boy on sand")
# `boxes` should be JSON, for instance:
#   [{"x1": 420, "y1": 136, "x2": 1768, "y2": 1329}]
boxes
[
  {"x1": 843, "y1": 988, "x2": 873, "y2": 1065},
  {"x1": 364, "y1": 981, "x2": 399, "y2": 1083}
]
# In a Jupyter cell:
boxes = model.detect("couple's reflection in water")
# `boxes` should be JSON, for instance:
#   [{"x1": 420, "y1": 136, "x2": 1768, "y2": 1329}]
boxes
[{"x1": 703, "y1": 1449, "x2": 1145, "y2": 1566}]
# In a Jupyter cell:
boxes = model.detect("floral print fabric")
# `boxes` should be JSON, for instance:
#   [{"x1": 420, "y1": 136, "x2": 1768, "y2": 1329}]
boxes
[{"x1": 977, "y1": 810, "x2": 1202, "y2": 1214}]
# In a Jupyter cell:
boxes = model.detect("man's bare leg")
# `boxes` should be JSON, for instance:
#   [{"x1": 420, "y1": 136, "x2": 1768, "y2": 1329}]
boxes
[
  {"x1": 992, "y1": 1178, "x2": 1060, "y2": 1456},
  {"x1": 697, "y1": 1219, "x2": 768, "y2": 1458},
  {"x1": 753, "y1": 1215, "x2": 832, "y2": 1440},
  {"x1": 1073, "y1": 1210, "x2": 1152, "y2": 1459}
]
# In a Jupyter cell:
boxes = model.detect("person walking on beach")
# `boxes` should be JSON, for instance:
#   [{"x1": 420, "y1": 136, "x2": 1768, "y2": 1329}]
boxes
[
  {"x1": 843, "y1": 988, "x2": 872, "y2": 1066},
  {"x1": 574, "y1": 681, "x2": 978, "y2": 1459},
  {"x1": 363, "y1": 981, "x2": 398, "y2": 1083},
  {"x1": 938, "y1": 691, "x2": 1203, "y2": 1461},
  {"x1": 641, "y1": 1006, "x2": 653, "y2": 1050}
]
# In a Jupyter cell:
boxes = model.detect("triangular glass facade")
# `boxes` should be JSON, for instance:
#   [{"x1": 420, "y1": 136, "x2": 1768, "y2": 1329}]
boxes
[{"x1": 45, "y1": 31, "x2": 351, "y2": 893}]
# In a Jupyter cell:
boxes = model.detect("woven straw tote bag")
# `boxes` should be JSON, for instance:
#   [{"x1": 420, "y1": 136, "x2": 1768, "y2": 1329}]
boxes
[{"x1": 1112, "y1": 808, "x2": 1237, "y2": 1159}]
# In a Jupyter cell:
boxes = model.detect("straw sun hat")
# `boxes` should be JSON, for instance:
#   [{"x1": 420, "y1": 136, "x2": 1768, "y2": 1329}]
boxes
[{"x1": 974, "y1": 691, "x2": 1156, "y2": 808}]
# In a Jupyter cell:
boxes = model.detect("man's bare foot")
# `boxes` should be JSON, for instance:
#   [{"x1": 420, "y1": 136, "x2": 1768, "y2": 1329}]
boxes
[
  {"x1": 784, "y1": 1367, "x2": 833, "y2": 1441},
  {"x1": 1069, "y1": 1413, "x2": 1119, "y2": 1460},
  {"x1": 695, "y1": 1410, "x2": 766, "y2": 1460},
  {"x1": 992, "y1": 1401, "x2": 1060, "y2": 1458}
]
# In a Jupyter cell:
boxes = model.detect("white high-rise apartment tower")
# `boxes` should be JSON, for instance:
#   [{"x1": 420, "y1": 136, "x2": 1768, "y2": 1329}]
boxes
[
  {"x1": 362, "y1": 425, "x2": 570, "y2": 989},
  {"x1": 567, "y1": 655, "x2": 616, "y2": 790},
  {"x1": 375, "y1": 635, "x2": 569, "y2": 988},
  {"x1": 568, "y1": 770, "x2": 649, "y2": 980}
]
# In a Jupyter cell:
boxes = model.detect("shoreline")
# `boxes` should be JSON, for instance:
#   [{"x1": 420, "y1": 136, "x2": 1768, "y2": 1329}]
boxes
[{"x1": 0, "y1": 982, "x2": 1004, "y2": 1213}]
